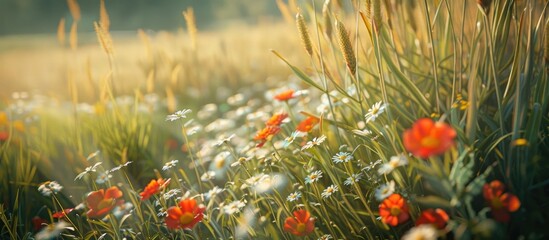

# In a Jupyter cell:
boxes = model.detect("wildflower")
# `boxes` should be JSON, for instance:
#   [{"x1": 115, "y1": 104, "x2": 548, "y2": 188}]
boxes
[
  {"x1": 74, "y1": 162, "x2": 103, "y2": 181},
  {"x1": 52, "y1": 208, "x2": 74, "y2": 219},
  {"x1": 162, "y1": 160, "x2": 179, "y2": 171},
  {"x1": 0, "y1": 131, "x2": 8, "y2": 141},
  {"x1": 163, "y1": 189, "x2": 181, "y2": 200},
  {"x1": 283, "y1": 131, "x2": 305, "y2": 148},
  {"x1": 214, "y1": 134, "x2": 236, "y2": 146},
  {"x1": 86, "y1": 186, "x2": 124, "y2": 219},
  {"x1": 86, "y1": 150, "x2": 101, "y2": 161},
  {"x1": 378, "y1": 155, "x2": 408, "y2": 175},
  {"x1": 296, "y1": 116, "x2": 319, "y2": 133},
  {"x1": 231, "y1": 157, "x2": 251, "y2": 167},
  {"x1": 318, "y1": 234, "x2": 333, "y2": 240},
  {"x1": 38, "y1": 181, "x2": 63, "y2": 196},
  {"x1": 362, "y1": 159, "x2": 382, "y2": 172},
  {"x1": 511, "y1": 138, "x2": 528, "y2": 147},
  {"x1": 201, "y1": 171, "x2": 216, "y2": 181},
  {"x1": 344, "y1": 173, "x2": 363, "y2": 185},
  {"x1": 283, "y1": 209, "x2": 315, "y2": 236},
  {"x1": 375, "y1": 180, "x2": 395, "y2": 201},
  {"x1": 140, "y1": 178, "x2": 171, "y2": 201},
  {"x1": 403, "y1": 118, "x2": 457, "y2": 158},
  {"x1": 305, "y1": 170, "x2": 323, "y2": 184},
  {"x1": 95, "y1": 171, "x2": 112, "y2": 184},
  {"x1": 379, "y1": 193, "x2": 410, "y2": 226},
  {"x1": 166, "y1": 109, "x2": 192, "y2": 121},
  {"x1": 321, "y1": 184, "x2": 338, "y2": 198},
  {"x1": 223, "y1": 200, "x2": 246, "y2": 215},
  {"x1": 112, "y1": 202, "x2": 133, "y2": 218},
  {"x1": 109, "y1": 161, "x2": 132, "y2": 173},
  {"x1": 165, "y1": 198, "x2": 205, "y2": 230},
  {"x1": 253, "y1": 173, "x2": 288, "y2": 194},
  {"x1": 203, "y1": 186, "x2": 223, "y2": 200},
  {"x1": 287, "y1": 191, "x2": 302, "y2": 202},
  {"x1": 416, "y1": 208, "x2": 449, "y2": 229},
  {"x1": 301, "y1": 135, "x2": 327, "y2": 151},
  {"x1": 483, "y1": 180, "x2": 520, "y2": 222},
  {"x1": 274, "y1": 89, "x2": 296, "y2": 101},
  {"x1": 332, "y1": 152, "x2": 353, "y2": 164},
  {"x1": 266, "y1": 113, "x2": 288, "y2": 126},
  {"x1": 401, "y1": 225, "x2": 438, "y2": 240},
  {"x1": 254, "y1": 125, "x2": 281, "y2": 147},
  {"x1": 35, "y1": 221, "x2": 71, "y2": 240},
  {"x1": 365, "y1": 101, "x2": 387, "y2": 123},
  {"x1": 352, "y1": 128, "x2": 372, "y2": 136}
]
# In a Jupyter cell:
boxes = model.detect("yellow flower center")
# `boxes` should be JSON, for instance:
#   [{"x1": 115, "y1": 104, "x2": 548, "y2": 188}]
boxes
[
  {"x1": 296, "y1": 223, "x2": 306, "y2": 233},
  {"x1": 420, "y1": 136, "x2": 440, "y2": 148},
  {"x1": 390, "y1": 206, "x2": 401, "y2": 216},
  {"x1": 179, "y1": 212, "x2": 195, "y2": 225},
  {"x1": 491, "y1": 197, "x2": 504, "y2": 210}
]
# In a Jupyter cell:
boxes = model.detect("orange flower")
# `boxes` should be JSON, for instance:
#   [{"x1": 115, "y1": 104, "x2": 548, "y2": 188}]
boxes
[
  {"x1": 266, "y1": 113, "x2": 288, "y2": 126},
  {"x1": 403, "y1": 118, "x2": 456, "y2": 158},
  {"x1": 140, "y1": 178, "x2": 171, "y2": 201},
  {"x1": 415, "y1": 208, "x2": 449, "y2": 229},
  {"x1": 379, "y1": 193, "x2": 410, "y2": 226},
  {"x1": 86, "y1": 186, "x2": 124, "y2": 218},
  {"x1": 254, "y1": 125, "x2": 281, "y2": 147},
  {"x1": 296, "y1": 116, "x2": 319, "y2": 132},
  {"x1": 483, "y1": 180, "x2": 520, "y2": 222},
  {"x1": 165, "y1": 198, "x2": 205, "y2": 230},
  {"x1": 283, "y1": 209, "x2": 315, "y2": 236},
  {"x1": 274, "y1": 89, "x2": 295, "y2": 101},
  {"x1": 52, "y1": 208, "x2": 74, "y2": 219}
]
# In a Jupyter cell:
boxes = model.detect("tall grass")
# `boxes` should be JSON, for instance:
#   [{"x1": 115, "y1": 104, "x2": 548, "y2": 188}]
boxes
[{"x1": 1, "y1": 0, "x2": 548, "y2": 239}]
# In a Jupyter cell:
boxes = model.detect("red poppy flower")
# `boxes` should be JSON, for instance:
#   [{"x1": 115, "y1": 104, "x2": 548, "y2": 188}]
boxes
[
  {"x1": 296, "y1": 116, "x2": 319, "y2": 132},
  {"x1": 254, "y1": 125, "x2": 281, "y2": 147},
  {"x1": 403, "y1": 118, "x2": 457, "y2": 158},
  {"x1": 140, "y1": 178, "x2": 171, "y2": 201},
  {"x1": 52, "y1": 208, "x2": 75, "y2": 219},
  {"x1": 283, "y1": 209, "x2": 315, "y2": 236},
  {"x1": 86, "y1": 186, "x2": 124, "y2": 219},
  {"x1": 32, "y1": 217, "x2": 47, "y2": 231},
  {"x1": 165, "y1": 198, "x2": 205, "y2": 230},
  {"x1": 415, "y1": 208, "x2": 449, "y2": 229},
  {"x1": 483, "y1": 180, "x2": 521, "y2": 222},
  {"x1": 266, "y1": 113, "x2": 288, "y2": 126},
  {"x1": 274, "y1": 89, "x2": 295, "y2": 101},
  {"x1": 379, "y1": 193, "x2": 410, "y2": 226}
]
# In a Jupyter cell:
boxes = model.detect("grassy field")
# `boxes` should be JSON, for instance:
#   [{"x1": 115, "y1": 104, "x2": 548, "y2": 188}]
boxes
[{"x1": 1, "y1": 0, "x2": 549, "y2": 239}]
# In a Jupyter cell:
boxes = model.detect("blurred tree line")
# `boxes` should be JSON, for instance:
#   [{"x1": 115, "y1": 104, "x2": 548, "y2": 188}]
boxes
[{"x1": 0, "y1": 0, "x2": 280, "y2": 35}]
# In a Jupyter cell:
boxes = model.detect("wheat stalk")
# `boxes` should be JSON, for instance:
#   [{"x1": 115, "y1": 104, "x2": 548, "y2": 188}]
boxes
[
  {"x1": 57, "y1": 18, "x2": 65, "y2": 46},
  {"x1": 335, "y1": 19, "x2": 356, "y2": 75},
  {"x1": 69, "y1": 21, "x2": 78, "y2": 51},
  {"x1": 323, "y1": 0, "x2": 332, "y2": 39},
  {"x1": 276, "y1": 0, "x2": 294, "y2": 25},
  {"x1": 545, "y1": 20, "x2": 549, "y2": 66},
  {"x1": 372, "y1": 0, "x2": 382, "y2": 32},
  {"x1": 66, "y1": 0, "x2": 81, "y2": 21},
  {"x1": 183, "y1": 7, "x2": 198, "y2": 50},
  {"x1": 100, "y1": 0, "x2": 110, "y2": 32},
  {"x1": 296, "y1": 12, "x2": 313, "y2": 56},
  {"x1": 93, "y1": 22, "x2": 114, "y2": 55}
]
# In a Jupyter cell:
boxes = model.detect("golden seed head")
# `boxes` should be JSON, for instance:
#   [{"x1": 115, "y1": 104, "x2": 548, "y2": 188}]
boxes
[
  {"x1": 296, "y1": 12, "x2": 313, "y2": 56},
  {"x1": 335, "y1": 19, "x2": 356, "y2": 75}
]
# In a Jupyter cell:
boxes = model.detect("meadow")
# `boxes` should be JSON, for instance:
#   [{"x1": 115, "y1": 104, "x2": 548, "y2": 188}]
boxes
[{"x1": 1, "y1": 0, "x2": 548, "y2": 239}]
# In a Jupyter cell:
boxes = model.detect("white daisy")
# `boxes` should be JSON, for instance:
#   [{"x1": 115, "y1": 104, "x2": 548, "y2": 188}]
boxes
[
  {"x1": 401, "y1": 225, "x2": 438, "y2": 240},
  {"x1": 301, "y1": 135, "x2": 327, "y2": 151},
  {"x1": 321, "y1": 184, "x2": 339, "y2": 198},
  {"x1": 375, "y1": 180, "x2": 395, "y2": 201},
  {"x1": 162, "y1": 160, "x2": 179, "y2": 171},
  {"x1": 222, "y1": 200, "x2": 246, "y2": 215},
  {"x1": 365, "y1": 101, "x2": 387, "y2": 123},
  {"x1": 38, "y1": 181, "x2": 63, "y2": 196},
  {"x1": 35, "y1": 221, "x2": 72, "y2": 240},
  {"x1": 378, "y1": 155, "x2": 408, "y2": 175},
  {"x1": 287, "y1": 191, "x2": 302, "y2": 202},
  {"x1": 305, "y1": 170, "x2": 323, "y2": 184},
  {"x1": 166, "y1": 109, "x2": 192, "y2": 121}
]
